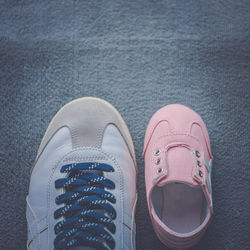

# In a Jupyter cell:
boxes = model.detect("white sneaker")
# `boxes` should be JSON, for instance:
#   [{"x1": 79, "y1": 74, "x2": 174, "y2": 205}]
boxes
[{"x1": 26, "y1": 97, "x2": 137, "y2": 250}]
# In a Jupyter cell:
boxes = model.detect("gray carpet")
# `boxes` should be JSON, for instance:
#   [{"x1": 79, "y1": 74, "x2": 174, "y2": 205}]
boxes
[{"x1": 0, "y1": 0, "x2": 250, "y2": 249}]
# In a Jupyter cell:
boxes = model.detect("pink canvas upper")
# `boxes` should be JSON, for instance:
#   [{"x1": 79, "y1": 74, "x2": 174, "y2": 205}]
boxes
[{"x1": 143, "y1": 104, "x2": 213, "y2": 249}]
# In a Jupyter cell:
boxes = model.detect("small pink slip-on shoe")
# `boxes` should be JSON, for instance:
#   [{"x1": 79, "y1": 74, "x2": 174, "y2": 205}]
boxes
[{"x1": 143, "y1": 104, "x2": 213, "y2": 249}]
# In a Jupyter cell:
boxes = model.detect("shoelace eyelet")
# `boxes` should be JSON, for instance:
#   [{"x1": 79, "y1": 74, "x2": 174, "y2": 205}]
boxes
[
  {"x1": 197, "y1": 160, "x2": 202, "y2": 167},
  {"x1": 155, "y1": 158, "x2": 161, "y2": 165},
  {"x1": 153, "y1": 149, "x2": 161, "y2": 156},
  {"x1": 157, "y1": 168, "x2": 163, "y2": 173},
  {"x1": 199, "y1": 170, "x2": 203, "y2": 177},
  {"x1": 195, "y1": 150, "x2": 200, "y2": 158}
]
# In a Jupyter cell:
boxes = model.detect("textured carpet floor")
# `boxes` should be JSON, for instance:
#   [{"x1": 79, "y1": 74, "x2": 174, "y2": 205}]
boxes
[{"x1": 0, "y1": 0, "x2": 250, "y2": 249}]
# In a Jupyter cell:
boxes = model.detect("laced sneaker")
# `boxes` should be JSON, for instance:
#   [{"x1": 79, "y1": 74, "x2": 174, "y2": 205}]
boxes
[
  {"x1": 26, "y1": 97, "x2": 137, "y2": 250},
  {"x1": 143, "y1": 104, "x2": 213, "y2": 249}
]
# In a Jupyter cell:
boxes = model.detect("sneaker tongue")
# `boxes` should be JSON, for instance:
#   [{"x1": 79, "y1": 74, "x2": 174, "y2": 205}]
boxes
[{"x1": 157, "y1": 147, "x2": 198, "y2": 187}]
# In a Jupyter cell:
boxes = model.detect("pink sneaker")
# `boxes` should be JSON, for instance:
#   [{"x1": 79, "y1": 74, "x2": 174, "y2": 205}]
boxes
[{"x1": 143, "y1": 104, "x2": 213, "y2": 249}]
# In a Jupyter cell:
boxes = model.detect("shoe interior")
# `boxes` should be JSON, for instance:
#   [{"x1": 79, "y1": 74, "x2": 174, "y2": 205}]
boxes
[{"x1": 151, "y1": 182, "x2": 208, "y2": 234}]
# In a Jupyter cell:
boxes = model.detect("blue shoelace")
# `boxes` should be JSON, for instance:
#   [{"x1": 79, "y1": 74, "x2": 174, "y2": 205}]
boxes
[{"x1": 54, "y1": 162, "x2": 116, "y2": 250}]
